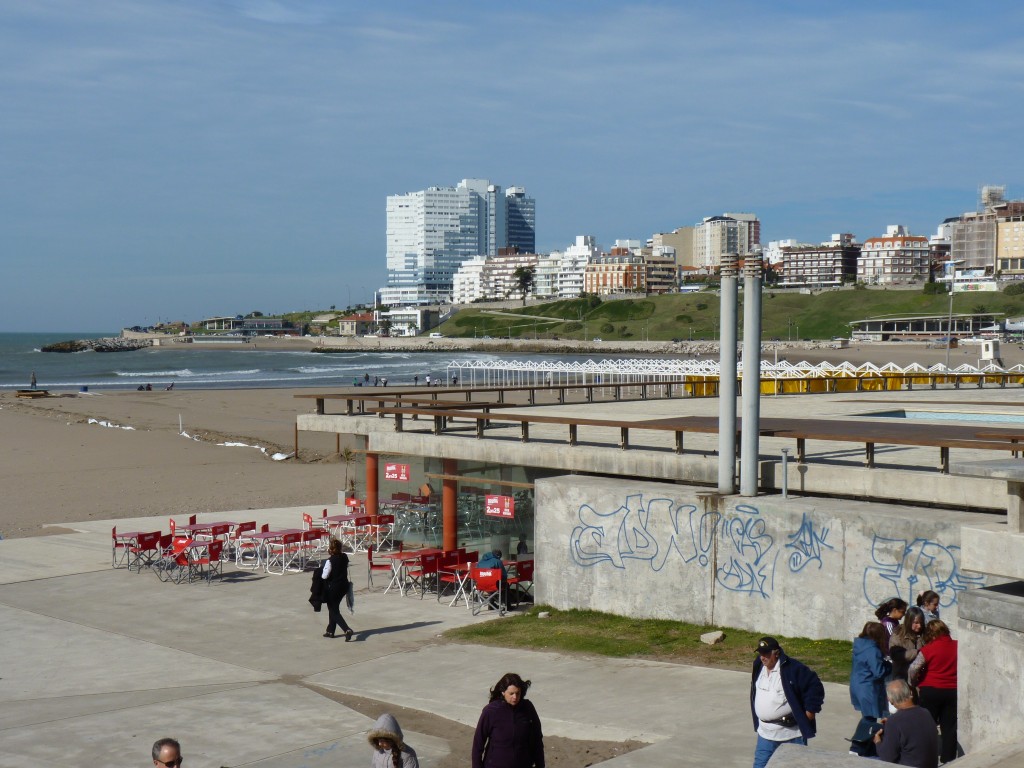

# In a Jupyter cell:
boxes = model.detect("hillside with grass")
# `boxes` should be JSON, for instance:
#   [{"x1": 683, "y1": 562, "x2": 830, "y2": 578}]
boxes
[{"x1": 438, "y1": 288, "x2": 1024, "y2": 341}]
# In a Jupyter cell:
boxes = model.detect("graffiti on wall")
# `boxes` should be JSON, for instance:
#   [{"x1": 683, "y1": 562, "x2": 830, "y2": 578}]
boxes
[
  {"x1": 862, "y1": 534, "x2": 985, "y2": 608},
  {"x1": 566, "y1": 493, "x2": 981, "y2": 608},
  {"x1": 568, "y1": 494, "x2": 835, "y2": 598}
]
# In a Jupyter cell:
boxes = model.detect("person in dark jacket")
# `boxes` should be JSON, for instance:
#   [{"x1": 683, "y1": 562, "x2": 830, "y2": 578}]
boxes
[
  {"x1": 750, "y1": 637, "x2": 825, "y2": 768},
  {"x1": 873, "y1": 680, "x2": 939, "y2": 768},
  {"x1": 874, "y1": 597, "x2": 908, "y2": 658},
  {"x1": 472, "y1": 672, "x2": 544, "y2": 768},
  {"x1": 321, "y1": 537, "x2": 353, "y2": 640}
]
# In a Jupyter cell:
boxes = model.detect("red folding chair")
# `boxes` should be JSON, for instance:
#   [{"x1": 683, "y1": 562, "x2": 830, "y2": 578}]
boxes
[
  {"x1": 405, "y1": 552, "x2": 440, "y2": 599},
  {"x1": 437, "y1": 551, "x2": 462, "y2": 602},
  {"x1": 265, "y1": 532, "x2": 303, "y2": 574},
  {"x1": 508, "y1": 558, "x2": 534, "y2": 606},
  {"x1": 372, "y1": 514, "x2": 395, "y2": 549},
  {"x1": 367, "y1": 542, "x2": 401, "y2": 588},
  {"x1": 469, "y1": 567, "x2": 505, "y2": 615},
  {"x1": 155, "y1": 536, "x2": 193, "y2": 583},
  {"x1": 352, "y1": 515, "x2": 373, "y2": 552},
  {"x1": 128, "y1": 531, "x2": 162, "y2": 573},
  {"x1": 194, "y1": 540, "x2": 224, "y2": 583}
]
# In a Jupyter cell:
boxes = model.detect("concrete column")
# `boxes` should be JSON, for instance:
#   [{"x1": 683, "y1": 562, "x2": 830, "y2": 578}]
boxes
[
  {"x1": 1009, "y1": 480, "x2": 1024, "y2": 532},
  {"x1": 740, "y1": 253, "x2": 764, "y2": 497},
  {"x1": 366, "y1": 452, "x2": 379, "y2": 517},
  {"x1": 718, "y1": 253, "x2": 739, "y2": 494},
  {"x1": 442, "y1": 458, "x2": 458, "y2": 551}
]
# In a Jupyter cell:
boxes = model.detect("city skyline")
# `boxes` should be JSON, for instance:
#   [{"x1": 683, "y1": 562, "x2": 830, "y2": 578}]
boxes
[{"x1": 2, "y1": 1, "x2": 1023, "y2": 331}]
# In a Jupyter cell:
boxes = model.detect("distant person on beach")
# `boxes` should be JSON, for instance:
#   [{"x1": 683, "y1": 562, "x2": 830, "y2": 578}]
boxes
[
  {"x1": 165, "y1": 382, "x2": 174, "y2": 391},
  {"x1": 452, "y1": 374, "x2": 459, "y2": 386},
  {"x1": 425, "y1": 374, "x2": 431, "y2": 387},
  {"x1": 145, "y1": 383, "x2": 152, "y2": 391},
  {"x1": 152, "y1": 737, "x2": 182, "y2": 768},
  {"x1": 368, "y1": 713, "x2": 419, "y2": 768},
  {"x1": 374, "y1": 376, "x2": 379, "y2": 386},
  {"x1": 414, "y1": 375, "x2": 419, "y2": 386},
  {"x1": 364, "y1": 373, "x2": 370, "y2": 384},
  {"x1": 138, "y1": 385, "x2": 145, "y2": 391},
  {"x1": 30, "y1": 371, "x2": 37, "y2": 390},
  {"x1": 472, "y1": 672, "x2": 545, "y2": 768},
  {"x1": 381, "y1": 377, "x2": 388, "y2": 387}
]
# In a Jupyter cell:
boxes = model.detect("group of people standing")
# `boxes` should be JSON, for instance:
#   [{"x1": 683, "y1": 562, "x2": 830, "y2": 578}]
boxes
[{"x1": 848, "y1": 592, "x2": 958, "y2": 766}]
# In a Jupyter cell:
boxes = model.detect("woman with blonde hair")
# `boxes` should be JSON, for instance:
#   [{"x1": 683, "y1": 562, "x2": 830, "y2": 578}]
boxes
[{"x1": 889, "y1": 606, "x2": 926, "y2": 682}]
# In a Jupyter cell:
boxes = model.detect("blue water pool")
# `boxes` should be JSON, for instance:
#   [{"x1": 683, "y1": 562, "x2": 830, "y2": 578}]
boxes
[{"x1": 868, "y1": 409, "x2": 1024, "y2": 424}]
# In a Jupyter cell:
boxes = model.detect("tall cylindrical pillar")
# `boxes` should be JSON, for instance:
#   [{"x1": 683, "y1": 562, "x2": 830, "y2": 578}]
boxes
[
  {"x1": 366, "y1": 451, "x2": 379, "y2": 516},
  {"x1": 740, "y1": 254, "x2": 764, "y2": 497},
  {"x1": 718, "y1": 253, "x2": 739, "y2": 494},
  {"x1": 442, "y1": 458, "x2": 458, "y2": 552}
]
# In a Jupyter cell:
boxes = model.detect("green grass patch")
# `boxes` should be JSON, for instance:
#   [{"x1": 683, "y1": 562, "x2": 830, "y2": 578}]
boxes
[
  {"x1": 437, "y1": 288, "x2": 1024, "y2": 341},
  {"x1": 443, "y1": 606, "x2": 852, "y2": 684}
]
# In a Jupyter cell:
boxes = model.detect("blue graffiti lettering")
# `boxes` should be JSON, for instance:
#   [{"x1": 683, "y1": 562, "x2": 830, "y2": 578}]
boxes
[
  {"x1": 863, "y1": 534, "x2": 985, "y2": 608},
  {"x1": 715, "y1": 505, "x2": 775, "y2": 597},
  {"x1": 785, "y1": 513, "x2": 834, "y2": 572}
]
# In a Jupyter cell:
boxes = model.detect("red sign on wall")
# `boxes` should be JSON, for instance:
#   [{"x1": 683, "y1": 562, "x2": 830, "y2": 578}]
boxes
[
  {"x1": 485, "y1": 494, "x2": 515, "y2": 519},
  {"x1": 384, "y1": 462, "x2": 410, "y2": 482},
  {"x1": 345, "y1": 497, "x2": 363, "y2": 508}
]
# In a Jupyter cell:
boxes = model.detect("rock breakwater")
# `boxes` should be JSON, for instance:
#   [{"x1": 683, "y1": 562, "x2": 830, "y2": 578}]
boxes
[{"x1": 42, "y1": 338, "x2": 152, "y2": 353}]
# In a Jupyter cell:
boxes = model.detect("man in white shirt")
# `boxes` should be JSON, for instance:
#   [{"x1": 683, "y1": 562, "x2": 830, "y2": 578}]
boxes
[{"x1": 750, "y1": 637, "x2": 825, "y2": 768}]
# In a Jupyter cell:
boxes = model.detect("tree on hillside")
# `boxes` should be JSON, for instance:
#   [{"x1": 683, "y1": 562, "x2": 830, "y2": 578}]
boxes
[{"x1": 513, "y1": 266, "x2": 536, "y2": 306}]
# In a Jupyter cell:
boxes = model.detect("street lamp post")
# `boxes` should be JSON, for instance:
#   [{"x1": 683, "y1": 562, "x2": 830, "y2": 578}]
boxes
[{"x1": 943, "y1": 260, "x2": 959, "y2": 370}]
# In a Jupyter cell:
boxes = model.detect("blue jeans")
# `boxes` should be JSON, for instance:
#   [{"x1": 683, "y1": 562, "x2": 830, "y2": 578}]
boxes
[{"x1": 753, "y1": 735, "x2": 806, "y2": 768}]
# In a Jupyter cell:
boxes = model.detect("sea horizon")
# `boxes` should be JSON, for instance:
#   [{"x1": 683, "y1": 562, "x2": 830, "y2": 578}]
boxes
[{"x1": 0, "y1": 331, "x2": 606, "y2": 392}]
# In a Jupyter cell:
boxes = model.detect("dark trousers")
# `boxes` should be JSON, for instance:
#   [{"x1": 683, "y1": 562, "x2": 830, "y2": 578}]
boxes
[
  {"x1": 325, "y1": 592, "x2": 351, "y2": 635},
  {"x1": 919, "y1": 686, "x2": 957, "y2": 763}
]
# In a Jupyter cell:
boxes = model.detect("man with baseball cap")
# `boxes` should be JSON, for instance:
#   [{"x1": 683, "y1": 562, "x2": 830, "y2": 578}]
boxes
[{"x1": 750, "y1": 636, "x2": 825, "y2": 768}]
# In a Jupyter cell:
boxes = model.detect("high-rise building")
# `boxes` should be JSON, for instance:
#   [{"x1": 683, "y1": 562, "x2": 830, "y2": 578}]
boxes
[
  {"x1": 781, "y1": 234, "x2": 860, "y2": 288},
  {"x1": 693, "y1": 213, "x2": 761, "y2": 270},
  {"x1": 379, "y1": 179, "x2": 535, "y2": 305},
  {"x1": 506, "y1": 186, "x2": 536, "y2": 254}
]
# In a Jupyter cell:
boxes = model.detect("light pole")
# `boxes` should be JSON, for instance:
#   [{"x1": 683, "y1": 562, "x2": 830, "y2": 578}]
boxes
[{"x1": 943, "y1": 260, "x2": 960, "y2": 370}]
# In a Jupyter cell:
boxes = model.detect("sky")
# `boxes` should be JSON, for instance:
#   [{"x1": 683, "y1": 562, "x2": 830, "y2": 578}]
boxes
[{"x1": 2, "y1": 1, "x2": 1024, "y2": 332}]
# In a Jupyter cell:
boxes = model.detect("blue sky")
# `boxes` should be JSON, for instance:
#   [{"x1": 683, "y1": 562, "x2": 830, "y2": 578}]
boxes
[{"x1": 2, "y1": 1, "x2": 1023, "y2": 331}]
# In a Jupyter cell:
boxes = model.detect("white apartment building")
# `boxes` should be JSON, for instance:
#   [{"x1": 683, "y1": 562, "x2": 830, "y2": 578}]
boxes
[
  {"x1": 452, "y1": 256, "x2": 488, "y2": 305},
  {"x1": 533, "y1": 252, "x2": 562, "y2": 298},
  {"x1": 858, "y1": 225, "x2": 930, "y2": 285},
  {"x1": 558, "y1": 236, "x2": 600, "y2": 298},
  {"x1": 693, "y1": 213, "x2": 761, "y2": 270},
  {"x1": 379, "y1": 179, "x2": 536, "y2": 305}
]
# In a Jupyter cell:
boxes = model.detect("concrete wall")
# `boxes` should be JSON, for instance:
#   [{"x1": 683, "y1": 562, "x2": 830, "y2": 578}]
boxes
[
  {"x1": 958, "y1": 582, "x2": 1024, "y2": 752},
  {"x1": 534, "y1": 475, "x2": 1000, "y2": 641}
]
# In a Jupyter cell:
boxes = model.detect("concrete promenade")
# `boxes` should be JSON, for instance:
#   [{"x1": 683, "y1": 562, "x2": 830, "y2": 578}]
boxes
[
  {"x1": 0, "y1": 505, "x2": 864, "y2": 768},
  {"x1": 4, "y1": 505, "x2": 1022, "y2": 767}
]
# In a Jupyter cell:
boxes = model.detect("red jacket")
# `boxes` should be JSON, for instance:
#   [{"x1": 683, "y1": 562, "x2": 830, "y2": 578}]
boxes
[{"x1": 919, "y1": 635, "x2": 957, "y2": 689}]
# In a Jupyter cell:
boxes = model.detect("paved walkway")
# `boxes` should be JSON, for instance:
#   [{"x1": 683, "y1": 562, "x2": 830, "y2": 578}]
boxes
[{"x1": 0, "y1": 505, "x2": 861, "y2": 767}]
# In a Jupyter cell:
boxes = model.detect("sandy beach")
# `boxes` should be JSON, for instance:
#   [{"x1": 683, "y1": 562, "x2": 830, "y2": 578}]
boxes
[{"x1": 4, "y1": 340, "x2": 1021, "y2": 539}]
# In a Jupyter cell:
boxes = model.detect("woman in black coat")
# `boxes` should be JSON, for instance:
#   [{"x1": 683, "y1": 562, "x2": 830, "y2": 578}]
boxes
[
  {"x1": 322, "y1": 537, "x2": 353, "y2": 640},
  {"x1": 471, "y1": 672, "x2": 544, "y2": 768}
]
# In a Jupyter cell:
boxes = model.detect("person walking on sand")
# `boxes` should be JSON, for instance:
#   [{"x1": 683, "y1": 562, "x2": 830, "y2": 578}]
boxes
[
  {"x1": 30, "y1": 371, "x2": 37, "y2": 390},
  {"x1": 368, "y1": 713, "x2": 419, "y2": 768},
  {"x1": 321, "y1": 538, "x2": 354, "y2": 641}
]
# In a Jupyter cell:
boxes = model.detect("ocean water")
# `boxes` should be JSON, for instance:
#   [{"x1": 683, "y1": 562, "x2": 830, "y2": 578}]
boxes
[{"x1": 0, "y1": 332, "x2": 578, "y2": 391}]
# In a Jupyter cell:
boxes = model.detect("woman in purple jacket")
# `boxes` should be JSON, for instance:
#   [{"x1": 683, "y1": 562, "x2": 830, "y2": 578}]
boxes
[{"x1": 471, "y1": 672, "x2": 545, "y2": 768}]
